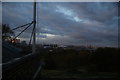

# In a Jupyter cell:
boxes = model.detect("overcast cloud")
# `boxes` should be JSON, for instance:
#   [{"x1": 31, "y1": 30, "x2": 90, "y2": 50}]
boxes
[{"x1": 2, "y1": 2, "x2": 118, "y2": 47}]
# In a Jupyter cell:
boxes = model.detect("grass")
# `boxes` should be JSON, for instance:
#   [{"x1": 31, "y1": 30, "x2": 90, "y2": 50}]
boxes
[{"x1": 41, "y1": 69, "x2": 119, "y2": 79}]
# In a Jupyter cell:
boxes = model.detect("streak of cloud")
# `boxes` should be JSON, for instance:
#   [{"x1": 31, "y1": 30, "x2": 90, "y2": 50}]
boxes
[{"x1": 2, "y1": 2, "x2": 118, "y2": 47}]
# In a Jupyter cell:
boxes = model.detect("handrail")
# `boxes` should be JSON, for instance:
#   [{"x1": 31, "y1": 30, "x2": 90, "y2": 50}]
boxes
[{"x1": 2, "y1": 53, "x2": 43, "y2": 80}]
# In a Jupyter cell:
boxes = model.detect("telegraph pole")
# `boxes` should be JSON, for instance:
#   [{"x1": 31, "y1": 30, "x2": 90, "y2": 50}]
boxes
[{"x1": 32, "y1": 0, "x2": 36, "y2": 54}]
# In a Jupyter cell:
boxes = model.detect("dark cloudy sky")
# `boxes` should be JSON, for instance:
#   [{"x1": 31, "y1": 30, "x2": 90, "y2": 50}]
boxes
[{"x1": 2, "y1": 2, "x2": 118, "y2": 47}]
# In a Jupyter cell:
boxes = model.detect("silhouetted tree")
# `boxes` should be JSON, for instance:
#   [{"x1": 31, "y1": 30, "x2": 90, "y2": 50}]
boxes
[{"x1": 2, "y1": 24, "x2": 14, "y2": 41}]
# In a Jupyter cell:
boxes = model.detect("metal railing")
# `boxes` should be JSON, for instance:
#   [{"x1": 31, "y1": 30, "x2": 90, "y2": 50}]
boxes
[{"x1": 2, "y1": 53, "x2": 43, "y2": 80}]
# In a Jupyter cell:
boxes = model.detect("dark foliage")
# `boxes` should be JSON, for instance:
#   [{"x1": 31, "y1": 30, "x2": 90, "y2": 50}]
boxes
[
  {"x1": 2, "y1": 24, "x2": 14, "y2": 40},
  {"x1": 92, "y1": 47, "x2": 119, "y2": 72}
]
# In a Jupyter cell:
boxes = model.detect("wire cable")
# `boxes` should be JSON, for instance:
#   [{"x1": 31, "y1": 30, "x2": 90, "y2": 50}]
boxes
[
  {"x1": 12, "y1": 23, "x2": 32, "y2": 30},
  {"x1": 29, "y1": 26, "x2": 35, "y2": 46},
  {"x1": 14, "y1": 23, "x2": 33, "y2": 39}
]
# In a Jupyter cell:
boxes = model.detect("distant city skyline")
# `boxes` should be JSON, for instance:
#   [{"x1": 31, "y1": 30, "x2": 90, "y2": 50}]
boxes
[{"x1": 2, "y1": 2, "x2": 119, "y2": 47}]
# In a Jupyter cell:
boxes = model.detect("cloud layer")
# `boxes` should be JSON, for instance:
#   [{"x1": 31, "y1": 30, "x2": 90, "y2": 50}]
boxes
[{"x1": 2, "y1": 2, "x2": 118, "y2": 47}]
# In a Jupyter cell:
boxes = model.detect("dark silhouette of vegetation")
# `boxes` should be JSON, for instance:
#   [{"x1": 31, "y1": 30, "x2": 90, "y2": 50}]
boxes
[
  {"x1": 92, "y1": 47, "x2": 119, "y2": 72},
  {"x1": 2, "y1": 24, "x2": 14, "y2": 40},
  {"x1": 36, "y1": 47, "x2": 119, "y2": 74}
]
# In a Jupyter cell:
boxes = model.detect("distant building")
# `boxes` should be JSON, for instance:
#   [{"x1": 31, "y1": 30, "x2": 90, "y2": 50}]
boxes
[
  {"x1": 43, "y1": 44, "x2": 58, "y2": 48},
  {"x1": 6, "y1": 38, "x2": 20, "y2": 44},
  {"x1": 58, "y1": 45, "x2": 67, "y2": 48}
]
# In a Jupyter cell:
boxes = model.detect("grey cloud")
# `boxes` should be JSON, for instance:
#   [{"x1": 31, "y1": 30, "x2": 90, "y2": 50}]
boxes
[{"x1": 2, "y1": 2, "x2": 118, "y2": 47}]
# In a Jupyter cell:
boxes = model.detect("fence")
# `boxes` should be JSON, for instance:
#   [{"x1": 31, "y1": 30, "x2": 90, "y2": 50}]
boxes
[{"x1": 2, "y1": 53, "x2": 43, "y2": 80}]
